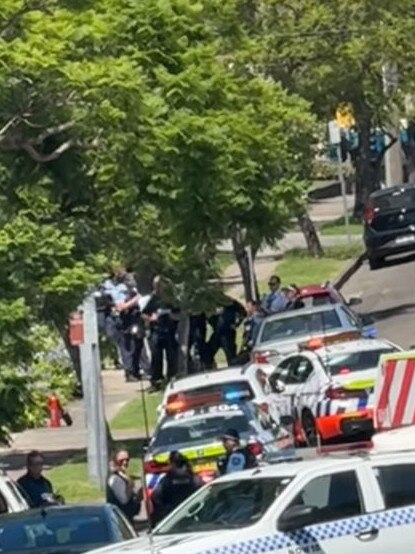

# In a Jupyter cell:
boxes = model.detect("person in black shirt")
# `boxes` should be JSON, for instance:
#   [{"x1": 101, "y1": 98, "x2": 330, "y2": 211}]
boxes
[
  {"x1": 151, "y1": 451, "x2": 202, "y2": 527},
  {"x1": 142, "y1": 276, "x2": 180, "y2": 392},
  {"x1": 217, "y1": 429, "x2": 257, "y2": 475},
  {"x1": 284, "y1": 285, "x2": 305, "y2": 310},
  {"x1": 17, "y1": 451, "x2": 55, "y2": 508},
  {"x1": 207, "y1": 297, "x2": 246, "y2": 368}
]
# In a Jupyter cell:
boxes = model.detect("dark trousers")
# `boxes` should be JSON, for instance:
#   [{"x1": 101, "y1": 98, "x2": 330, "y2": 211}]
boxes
[
  {"x1": 150, "y1": 332, "x2": 178, "y2": 384},
  {"x1": 120, "y1": 334, "x2": 143, "y2": 378},
  {"x1": 207, "y1": 329, "x2": 237, "y2": 367}
]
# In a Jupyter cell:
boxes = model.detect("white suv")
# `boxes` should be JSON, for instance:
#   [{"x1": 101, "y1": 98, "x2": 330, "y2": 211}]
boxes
[{"x1": 86, "y1": 450, "x2": 415, "y2": 554}]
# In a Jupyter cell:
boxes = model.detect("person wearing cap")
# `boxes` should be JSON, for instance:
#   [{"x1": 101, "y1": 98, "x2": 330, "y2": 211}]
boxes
[
  {"x1": 150, "y1": 451, "x2": 202, "y2": 527},
  {"x1": 106, "y1": 450, "x2": 141, "y2": 522},
  {"x1": 218, "y1": 429, "x2": 258, "y2": 475}
]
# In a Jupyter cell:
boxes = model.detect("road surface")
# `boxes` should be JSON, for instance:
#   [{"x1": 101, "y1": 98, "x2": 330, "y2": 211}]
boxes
[{"x1": 342, "y1": 253, "x2": 415, "y2": 349}]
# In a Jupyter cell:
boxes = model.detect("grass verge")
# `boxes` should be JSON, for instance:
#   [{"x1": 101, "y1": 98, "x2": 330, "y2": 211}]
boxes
[
  {"x1": 259, "y1": 243, "x2": 363, "y2": 293},
  {"x1": 320, "y1": 216, "x2": 362, "y2": 236},
  {"x1": 110, "y1": 391, "x2": 162, "y2": 432}
]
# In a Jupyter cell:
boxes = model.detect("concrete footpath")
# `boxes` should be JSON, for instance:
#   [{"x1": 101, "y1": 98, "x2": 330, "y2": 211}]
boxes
[{"x1": 0, "y1": 370, "x2": 145, "y2": 478}]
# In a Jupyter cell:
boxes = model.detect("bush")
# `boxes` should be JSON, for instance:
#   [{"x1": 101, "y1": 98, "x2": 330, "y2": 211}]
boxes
[{"x1": 0, "y1": 325, "x2": 77, "y2": 444}]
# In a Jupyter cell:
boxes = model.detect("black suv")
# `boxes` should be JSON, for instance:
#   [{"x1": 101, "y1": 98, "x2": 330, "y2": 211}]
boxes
[{"x1": 364, "y1": 185, "x2": 415, "y2": 269}]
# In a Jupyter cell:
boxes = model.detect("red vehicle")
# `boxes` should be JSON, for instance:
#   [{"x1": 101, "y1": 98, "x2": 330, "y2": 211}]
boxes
[{"x1": 298, "y1": 283, "x2": 361, "y2": 309}]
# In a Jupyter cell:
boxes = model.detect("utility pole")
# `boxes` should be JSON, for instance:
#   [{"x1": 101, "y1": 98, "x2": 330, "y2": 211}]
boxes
[
  {"x1": 382, "y1": 64, "x2": 404, "y2": 187},
  {"x1": 328, "y1": 121, "x2": 351, "y2": 244},
  {"x1": 246, "y1": 245, "x2": 257, "y2": 301},
  {"x1": 78, "y1": 293, "x2": 108, "y2": 490}
]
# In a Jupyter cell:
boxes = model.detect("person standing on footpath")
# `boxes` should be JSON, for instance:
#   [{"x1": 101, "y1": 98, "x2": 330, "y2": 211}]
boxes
[
  {"x1": 207, "y1": 297, "x2": 246, "y2": 367},
  {"x1": 261, "y1": 275, "x2": 288, "y2": 315},
  {"x1": 17, "y1": 451, "x2": 56, "y2": 508},
  {"x1": 106, "y1": 450, "x2": 142, "y2": 523},
  {"x1": 142, "y1": 276, "x2": 180, "y2": 393}
]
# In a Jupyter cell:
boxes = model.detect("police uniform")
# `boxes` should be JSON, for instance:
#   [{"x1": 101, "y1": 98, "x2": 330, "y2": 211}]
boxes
[{"x1": 218, "y1": 447, "x2": 258, "y2": 475}]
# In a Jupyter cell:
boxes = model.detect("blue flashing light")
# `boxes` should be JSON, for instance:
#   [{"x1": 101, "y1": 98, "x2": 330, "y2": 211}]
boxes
[{"x1": 224, "y1": 389, "x2": 250, "y2": 401}]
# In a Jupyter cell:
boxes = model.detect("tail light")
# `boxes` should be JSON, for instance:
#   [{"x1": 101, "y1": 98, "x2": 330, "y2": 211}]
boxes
[
  {"x1": 253, "y1": 350, "x2": 278, "y2": 364},
  {"x1": 325, "y1": 387, "x2": 366, "y2": 400},
  {"x1": 247, "y1": 441, "x2": 264, "y2": 456},
  {"x1": 144, "y1": 460, "x2": 170, "y2": 474},
  {"x1": 364, "y1": 206, "x2": 375, "y2": 225}
]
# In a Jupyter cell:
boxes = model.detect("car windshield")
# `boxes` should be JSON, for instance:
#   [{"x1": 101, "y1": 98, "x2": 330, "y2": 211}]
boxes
[
  {"x1": 326, "y1": 347, "x2": 398, "y2": 376},
  {"x1": 153, "y1": 408, "x2": 251, "y2": 449},
  {"x1": 260, "y1": 310, "x2": 342, "y2": 344},
  {"x1": 0, "y1": 512, "x2": 110, "y2": 552},
  {"x1": 154, "y1": 477, "x2": 291, "y2": 534}
]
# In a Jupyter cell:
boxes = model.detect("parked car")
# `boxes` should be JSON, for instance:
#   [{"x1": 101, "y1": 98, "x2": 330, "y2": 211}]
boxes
[
  {"x1": 144, "y1": 399, "x2": 294, "y2": 497},
  {"x1": 252, "y1": 303, "x2": 377, "y2": 366},
  {"x1": 298, "y1": 282, "x2": 361, "y2": 308},
  {"x1": 268, "y1": 338, "x2": 401, "y2": 445},
  {"x1": 0, "y1": 470, "x2": 29, "y2": 514},
  {"x1": 85, "y1": 449, "x2": 415, "y2": 554},
  {"x1": 364, "y1": 184, "x2": 415, "y2": 269},
  {"x1": 0, "y1": 504, "x2": 136, "y2": 553}
]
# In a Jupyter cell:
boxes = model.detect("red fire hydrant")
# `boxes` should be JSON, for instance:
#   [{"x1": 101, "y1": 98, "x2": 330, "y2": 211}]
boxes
[{"x1": 48, "y1": 393, "x2": 62, "y2": 428}]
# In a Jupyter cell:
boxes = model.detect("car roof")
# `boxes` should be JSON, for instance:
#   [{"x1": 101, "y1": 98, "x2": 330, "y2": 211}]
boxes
[
  {"x1": 369, "y1": 184, "x2": 415, "y2": 200},
  {"x1": 0, "y1": 503, "x2": 110, "y2": 522},
  {"x1": 215, "y1": 450, "x2": 415, "y2": 481},
  {"x1": 166, "y1": 367, "x2": 246, "y2": 393},
  {"x1": 299, "y1": 284, "x2": 331, "y2": 296},
  {"x1": 262, "y1": 303, "x2": 342, "y2": 323},
  {"x1": 314, "y1": 338, "x2": 398, "y2": 356}
]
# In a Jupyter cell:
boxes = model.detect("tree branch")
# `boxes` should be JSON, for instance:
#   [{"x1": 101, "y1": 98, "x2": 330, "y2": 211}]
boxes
[
  {"x1": 30, "y1": 121, "x2": 75, "y2": 145},
  {"x1": 21, "y1": 141, "x2": 75, "y2": 163}
]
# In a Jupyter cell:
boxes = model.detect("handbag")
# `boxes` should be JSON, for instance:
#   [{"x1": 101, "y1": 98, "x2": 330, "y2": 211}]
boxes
[{"x1": 62, "y1": 410, "x2": 73, "y2": 427}]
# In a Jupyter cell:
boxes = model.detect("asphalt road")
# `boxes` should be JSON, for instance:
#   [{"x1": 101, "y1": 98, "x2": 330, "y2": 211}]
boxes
[{"x1": 342, "y1": 252, "x2": 415, "y2": 349}]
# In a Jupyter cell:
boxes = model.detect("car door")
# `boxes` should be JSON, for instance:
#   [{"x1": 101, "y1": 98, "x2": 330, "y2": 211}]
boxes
[
  {"x1": 368, "y1": 460, "x2": 415, "y2": 548},
  {"x1": 292, "y1": 355, "x2": 324, "y2": 415},
  {"x1": 271, "y1": 356, "x2": 302, "y2": 416},
  {"x1": 276, "y1": 468, "x2": 383, "y2": 553}
]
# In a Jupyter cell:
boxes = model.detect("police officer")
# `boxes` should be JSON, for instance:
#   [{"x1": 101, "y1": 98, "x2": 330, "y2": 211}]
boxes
[
  {"x1": 151, "y1": 451, "x2": 202, "y2": 526},
  {"x1": 217, "y1": 429, "x2": 258, "y2": 475},
  {"x1": 207, "y1": 297, "x2": 246, "y2": 368},
  {"x1": 142, "y1": 276, "x2": 180, "y2": 393}
]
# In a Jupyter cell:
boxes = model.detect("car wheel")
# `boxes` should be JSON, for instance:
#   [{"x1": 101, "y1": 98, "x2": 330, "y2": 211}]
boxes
[
  {"x1": 301, "y1": 410, "x2": 318, "y2": 447},
  {"x1": 369, "y1": 256, "x2": 384, "y2": 270}
]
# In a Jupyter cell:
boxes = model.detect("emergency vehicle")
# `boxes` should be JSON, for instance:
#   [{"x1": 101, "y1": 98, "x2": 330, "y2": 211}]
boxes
[
  {"x1": 160, "y1": 365, "x2": 280, "y2": 424},
  {"x1": 268, "y1": 337, "x2": 401, "y2": 445},
  {"x1": 86, "y1": 449, "x2": 415, "y2": 554},
  {"x1": 0, "y1": 471, "x2": 29, "y2": 513},
  {"x1": 144, "y1": 397, "x2": 294, "y2": 497}
]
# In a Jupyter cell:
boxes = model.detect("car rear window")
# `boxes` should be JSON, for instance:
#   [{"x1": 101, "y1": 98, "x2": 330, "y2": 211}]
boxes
[
  {"x1": 167, "y1": 381, "x2": 254, "y2": 405},
  {"x1": 326, "y1": 348, "x2": 398, "y2": 375},
  {"x1": 0, "y1": 513, "x2": 110, "y2": 552},
  {"x1": 260, "y1": 310, "x2": 342, "y2": 344},
  {"x1": 371, "y1": 188, "x2": 415, "y2": 210},
  {"x1": 153, "y1": 406, "x2": 251, "y2": 449}
]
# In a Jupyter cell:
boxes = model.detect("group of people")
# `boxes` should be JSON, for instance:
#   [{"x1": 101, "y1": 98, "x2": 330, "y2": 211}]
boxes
[
  {"x1": 106, "y1": 427, "x2": 257, "y2": 527},
  {"x1": 99, "y1": 266, "x2": 305, "y2": 392}
]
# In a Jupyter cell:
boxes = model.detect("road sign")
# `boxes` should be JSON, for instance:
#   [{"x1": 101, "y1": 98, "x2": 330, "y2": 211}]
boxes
[{"x1": 328, "y1": 120, "x2": 341, "y2": 145}]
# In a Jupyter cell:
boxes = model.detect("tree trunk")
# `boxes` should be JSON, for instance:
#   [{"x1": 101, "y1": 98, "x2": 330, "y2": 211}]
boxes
[
  {"x1": 297, "y1": 211, "x2": 324, "y2": 257},
  {"x1": 231, "y1": 238, "x2": 257, "y2": 302},
  {"x1": 177, "y1": 312, "x2": 190, "y2": 376}
]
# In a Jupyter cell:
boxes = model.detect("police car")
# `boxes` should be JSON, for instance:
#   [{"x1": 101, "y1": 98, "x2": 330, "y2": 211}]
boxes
[
  {"x1": 144, "y1": 399, "x2": 294, "y2": 497},
  {"x1": 252, "y1": 304, "x2": 377, "y2": 367},
  {"x1": 86, "y1": 449, "x2": 415, "y2": 554},
  {"x1": 268, "y1": 338, "x2": 401, "y2": 445},
  {"x1": 160, "y1": 365, "x2": 280, "y2": 424}
]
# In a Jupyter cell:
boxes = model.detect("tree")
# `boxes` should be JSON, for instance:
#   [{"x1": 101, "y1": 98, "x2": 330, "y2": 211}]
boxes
[{"x1": 238, "y1": 0, "x2": 415, "y2": 214}]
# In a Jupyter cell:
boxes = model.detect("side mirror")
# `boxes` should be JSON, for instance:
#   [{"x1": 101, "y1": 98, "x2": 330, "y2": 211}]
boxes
[
  {"x1": 278, "y1": 505, "x2": 316, "y2": 532},
  {"x1": 269, "y1": 374, "x2": 286, "y2": 394},
  {"x1": 347, "y1": 297, "x2": 362, "y2": 307},
  {"x1": 360, "y1": 314, "x2": 375, "y2": 326}
]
